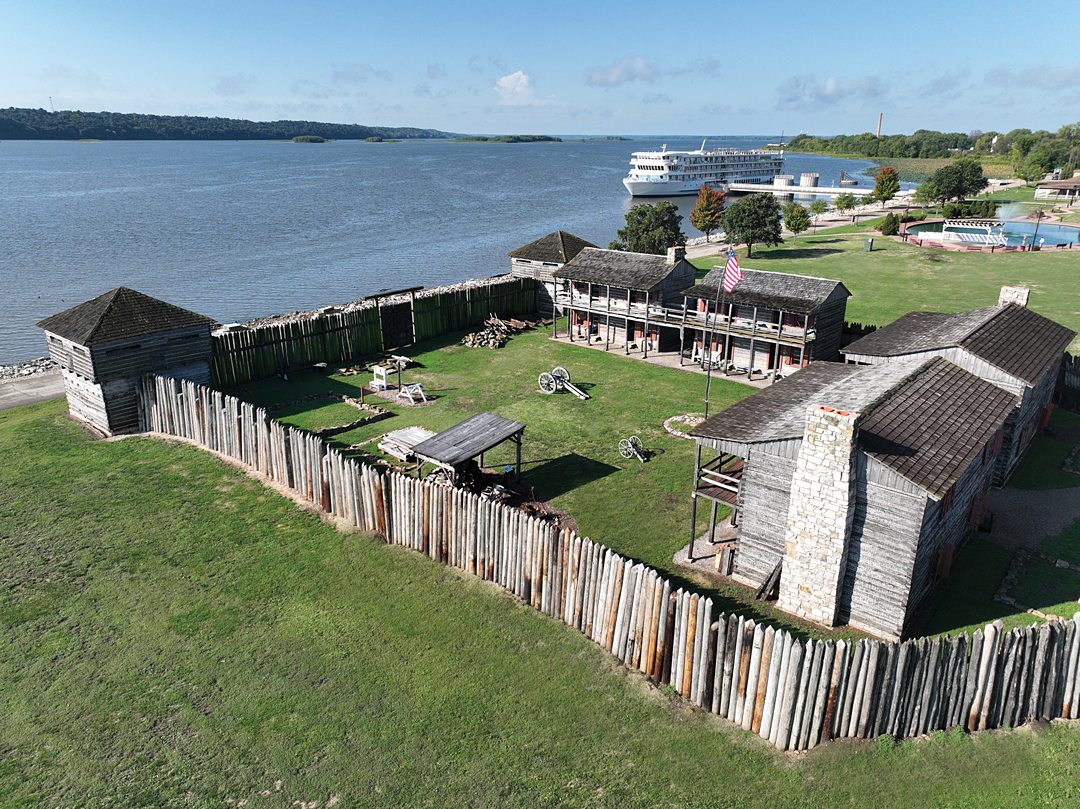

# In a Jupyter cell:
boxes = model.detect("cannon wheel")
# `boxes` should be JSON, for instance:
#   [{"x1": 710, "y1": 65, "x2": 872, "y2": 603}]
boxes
[
  {"x1": 618, "y1": 438, "x2": 635, "y2": 459},
  {"x1": 538, "y1": 372, "x2": 558, "y2": 394},
  {"x1": 628, "y1": 435, "x2": 643, "y2": 453},
  {"x1": 551, "y1": 366, "x2": 570, "y2": 384}
]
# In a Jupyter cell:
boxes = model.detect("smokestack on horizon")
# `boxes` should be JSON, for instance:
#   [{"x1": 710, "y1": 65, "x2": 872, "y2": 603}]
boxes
[{"x1": 876, "y1": 112, "x2": 883, "y2": 137}]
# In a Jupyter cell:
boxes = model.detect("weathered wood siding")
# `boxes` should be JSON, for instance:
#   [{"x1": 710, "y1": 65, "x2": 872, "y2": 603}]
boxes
[
  {"x1": 654, "y1": 259, "x2": 697, "y2": 306},
  {"x1": 997, "y1": 361, "x2": 1059, "y2": 483},
  {"x1": 807, "y1": 292, "x2": 849, "y2": 361},
  {"x1": 510, "y1": 257, "x2": 561, "y2": 315},
  {"x1": 138, "y1": 373, "x2": 1080, "y2": 752},
  {"x1": 731, "y1": 445, "x2": 798, "y2": 589},
  {"x1": 908, "y1": 446, "x2": 997, "y2": 628},
  {"x1": 840, "y1": 460, "x2": 926, "y2": 639}
]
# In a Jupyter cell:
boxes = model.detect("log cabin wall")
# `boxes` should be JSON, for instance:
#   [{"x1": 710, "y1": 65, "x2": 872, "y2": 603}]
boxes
[{"x1": 807, "y1": 291, "x2": 849, "y2": 361}]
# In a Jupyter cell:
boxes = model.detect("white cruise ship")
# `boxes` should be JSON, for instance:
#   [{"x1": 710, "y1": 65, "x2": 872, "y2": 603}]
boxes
[{"x1": 622, "y1": 141, "x2": 785, "y2": 196}]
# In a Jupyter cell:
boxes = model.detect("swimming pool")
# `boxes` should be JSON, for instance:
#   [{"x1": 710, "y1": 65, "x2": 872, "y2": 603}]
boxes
[{"x1": 906, "y1": 219, "x2": 1080, "y2": 247}]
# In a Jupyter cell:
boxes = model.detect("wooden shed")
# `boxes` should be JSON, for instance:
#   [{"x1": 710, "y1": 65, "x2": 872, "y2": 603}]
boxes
[
  {"x1": 842, "y1": 287, "x2": 1075, "y2": 484},
  {"x1": 37, "y1": 287, "x2": 215, "y2": 435},
  {"x1": 690, "y1": 358, "x2": 1017, "y2": 640},
  {"x1": 508, "y1": 231, "x2": 597, "y2": 316}
]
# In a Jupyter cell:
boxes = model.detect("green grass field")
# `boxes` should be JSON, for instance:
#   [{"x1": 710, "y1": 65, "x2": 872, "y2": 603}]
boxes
[
  {"x1": 3, "y1": 399, "x2": 1080, "y2": 807},
  {"x1": 694, "y1": 233, "x2": 1080, "y2": 351},
  {"x1": 231, "y1": 328, "x2": 848, "y2": 638}
]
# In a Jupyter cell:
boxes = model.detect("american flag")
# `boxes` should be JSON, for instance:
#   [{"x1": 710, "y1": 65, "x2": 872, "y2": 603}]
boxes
[{"x1": 722, "y1": 248, "x2": 743, "y2": 293}]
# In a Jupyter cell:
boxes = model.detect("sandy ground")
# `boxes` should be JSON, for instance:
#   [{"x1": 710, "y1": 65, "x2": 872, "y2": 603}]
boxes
[{"x1": 0, "y1": 369, "x2": 65, "y2": 411}]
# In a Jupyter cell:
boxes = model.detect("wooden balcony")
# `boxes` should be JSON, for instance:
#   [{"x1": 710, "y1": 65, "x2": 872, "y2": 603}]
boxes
[{"x1": 695, "y1": 454, "x2": 744, "y2": 506}]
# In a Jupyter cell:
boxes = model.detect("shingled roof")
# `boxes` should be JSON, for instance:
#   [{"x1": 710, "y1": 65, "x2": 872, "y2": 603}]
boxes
[
  {"x1": 691, "y1": 362, "x2": 921, "y2": 445},
  {"x1": 552, "y1": 247, "x2": 685, "y2": 291},
  {"x1": 843, "y1": 304, "x2": 1075, "y2": 384},
  {"x1": 508, "y1": 231, "x2": 597, "y2": 264},
  {"x1": 36, "y1": 287, "x2": 215, "y2": 346},
  {"x1": 693, "y1": 358, "x2": 1018, "y2": 497},
  {"x1": 860, "y1": 359, "x2": 1017, "y2": 497},
  {"x1": 684, "y1": 268, "x2": 849, "y2": 314}
]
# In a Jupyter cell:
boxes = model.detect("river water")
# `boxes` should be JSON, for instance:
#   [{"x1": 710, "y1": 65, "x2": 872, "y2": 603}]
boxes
[{"x1": 0, "y1": 136, "x2": 875, "y2": 363}]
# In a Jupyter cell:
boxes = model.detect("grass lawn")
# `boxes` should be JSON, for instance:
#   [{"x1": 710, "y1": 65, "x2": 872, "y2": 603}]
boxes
[
  {"x1": 1013, "y1": 558, "x2": 1080, "y2": 620},
  {"x1": 693, "y1": 233, "x2": 1080, "y2": 351},
  {"x1": 3, "y1": 399, "x2": 1080, "y2": 807},
  {"x1": 230, "y1": 328, "x2": 846, "y2": 637},
  {"x1": 867, "y1": 157, "x2": 1014, "y2": 183},
  {"x1": 1044, "y1": 518, "x2": 1080, "y2": 568},
  {"x1": 1011, "y1": 410, "x2": 1080, "y2": 490},
  {"x1": 917, "y1": 537, "x2": 1041, "y2": 637}
]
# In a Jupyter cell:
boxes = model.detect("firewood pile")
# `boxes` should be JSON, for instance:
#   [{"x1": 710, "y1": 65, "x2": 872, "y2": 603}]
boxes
[{"x1": 460, "y1": 315, "x2": 533, "y2": 349}]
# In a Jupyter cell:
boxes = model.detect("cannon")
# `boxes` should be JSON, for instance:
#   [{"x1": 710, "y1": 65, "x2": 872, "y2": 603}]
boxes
[
  {"x1": 618, "y1": 435, "x2": 647, "y2": 463},
  {"x1": 538, "y1": 366, "x2": 590, "y2": 400}
]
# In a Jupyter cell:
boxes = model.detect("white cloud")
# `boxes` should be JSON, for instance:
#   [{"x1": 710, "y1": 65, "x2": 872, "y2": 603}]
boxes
[
  {"x1": 213, "y1": 73, "x2": 257, "y2": 97},
  {"x1": 985, "y1": 63, "x2": 1080, "y2": 89},
  {"x1": 586, "y1": 56, "x2": 657, "y2": 87},
  {"x1": 494, "y1": 70, "x2": 536, "y2": 105},
  {"x1": 642, "y1": 92, "x2": 673, "y2": 105},
  {"x1": 427, "y1": 63, "x2": 447, "y2": 80},
  {"x1": 775, "y1": 74, "x2": 887, "y2": 111},
  {"x1": 332, "y1": 63, "x2": 392, "y2": 83}
]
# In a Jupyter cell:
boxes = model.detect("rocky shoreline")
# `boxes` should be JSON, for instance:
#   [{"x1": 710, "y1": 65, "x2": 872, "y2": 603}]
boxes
[{"x1": 0, "y1": 357, "x2": 57, "y2": 381}]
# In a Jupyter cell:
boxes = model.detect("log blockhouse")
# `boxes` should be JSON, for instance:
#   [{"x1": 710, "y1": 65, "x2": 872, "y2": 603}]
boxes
[
  {"x1": 842, "y1": 286, "x2": 1076, "y2": 485},
  {"x1": 508, "y1": 231, "x2": 597, "y2": 317},
  {"x1": 691, "y1": 358, "x2": 1018, "y2": 640},
  {"x1": 683, "y1": 268, "x2": 850, "y2": 376},
  {"x1": 37, "y1": 287, "x2": 215, "y2": 435}
]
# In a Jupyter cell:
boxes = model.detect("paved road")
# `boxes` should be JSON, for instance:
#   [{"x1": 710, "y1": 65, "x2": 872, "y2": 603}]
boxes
[{"x1": 0, "y1": 370, "x2": 65, "y2": 411}]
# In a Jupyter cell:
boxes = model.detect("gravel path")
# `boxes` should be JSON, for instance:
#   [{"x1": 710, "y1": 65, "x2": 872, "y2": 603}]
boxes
[
  {"x1": 988, "y1": 486, "x2": 1080, "y2": 550},
  {"x1": 0, "y1": 369, "x2": 65, "y2": 411}
]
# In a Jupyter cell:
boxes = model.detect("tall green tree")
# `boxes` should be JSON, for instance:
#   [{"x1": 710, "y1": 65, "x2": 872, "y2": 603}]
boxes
[
  {"x1": 720, "y1": 193, "x2": 783, "y2": 258},
  {"x1": 920, "y1": 157, "x2": 988, "y2": 204},
  {"x1": 782, "y1": 201, "x2": 811, "y2": 240},
  {"x1": 872, "y1": 166, "x2": 900, "y2": 207},
  {"x1": 809, "y1": 198, "x2": 828, "y2": 233},
  {"x1": 689, "y1": 186, "x2": 726, "y2": 241},
  {"x1": 609, "y1": 201, "x2": 686, "y2": 254},
  {"x1": 835, "y1": 193, "x2": 857, "y2": 213}
]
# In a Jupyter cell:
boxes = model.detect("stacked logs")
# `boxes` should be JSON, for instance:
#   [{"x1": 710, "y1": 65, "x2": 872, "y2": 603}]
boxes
[
  {"x1": 461, "y1": 316, "x2": 532, "y2": 349},
  {"x1": 139, "y1": 373, "x2": 1080, "y2": 751}
]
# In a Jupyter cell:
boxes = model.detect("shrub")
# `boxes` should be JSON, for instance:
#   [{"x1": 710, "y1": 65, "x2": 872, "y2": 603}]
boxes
[{"x1": 879, "y1": 213, "x2": 900, "y2": 236}]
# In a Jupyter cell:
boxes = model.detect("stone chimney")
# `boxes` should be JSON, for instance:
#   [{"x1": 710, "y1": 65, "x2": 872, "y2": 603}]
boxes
[
  {"x1": 666, "y1": 246, "x2": 686, "y2": 265},
  {"x1": 998, "y1": 285, "x2": 1030, "y2": 308},
  {"x1": 777, "y1": 405, "x2": 860, "y2": 626}
]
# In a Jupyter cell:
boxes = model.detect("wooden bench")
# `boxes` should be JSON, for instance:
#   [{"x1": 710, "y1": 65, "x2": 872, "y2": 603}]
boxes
[{"x1": 397, "y1": 383, "x2": 427, "y2": 404}]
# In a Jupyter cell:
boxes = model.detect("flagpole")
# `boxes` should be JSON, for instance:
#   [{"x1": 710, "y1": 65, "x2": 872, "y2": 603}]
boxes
[{"x1": 703, "y1": 282, "x2": 724, "y2": 419}]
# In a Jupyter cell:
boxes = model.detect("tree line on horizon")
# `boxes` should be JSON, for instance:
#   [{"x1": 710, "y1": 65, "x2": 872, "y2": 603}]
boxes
[
  {"x1": 0, "y1": 107, "x2": 454, "y2": 141},
  {"x1": 788, "y1": 123, "x2": 1079, "y2": 182}
]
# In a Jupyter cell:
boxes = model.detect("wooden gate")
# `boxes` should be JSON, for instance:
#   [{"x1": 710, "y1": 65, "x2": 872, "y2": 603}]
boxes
[{"x1": 379, "y1": 301, "x2": 413, "y2": 349}]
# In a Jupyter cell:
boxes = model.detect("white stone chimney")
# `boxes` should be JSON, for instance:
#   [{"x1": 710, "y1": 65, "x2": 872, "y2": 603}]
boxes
[
  {"x1": 998, "y1": 285, "x2": 1030, "y2": 308},
  {"x1": 666, "y1": 246, "x2": 686, "y2": 265},
  {"x1": 777, "y1": 405, "x2": 860, "y2": 626}
]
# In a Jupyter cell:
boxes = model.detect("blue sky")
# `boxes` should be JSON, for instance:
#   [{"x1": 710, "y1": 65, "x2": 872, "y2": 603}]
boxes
[{"x1": 3, "y1": 0, "x2": 1078, "y2": 135}]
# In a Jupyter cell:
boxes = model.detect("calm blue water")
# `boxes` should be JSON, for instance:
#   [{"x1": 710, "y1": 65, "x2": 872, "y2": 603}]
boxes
[
  {"x1": 906, "y1": 220, "x2": 1080, "y2": 247},
  {"x1": 0, "y1": 137, "x2": 876, "y2": 363}
]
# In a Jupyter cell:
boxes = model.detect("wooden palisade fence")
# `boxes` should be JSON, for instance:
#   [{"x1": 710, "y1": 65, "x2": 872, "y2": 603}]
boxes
[
  {"x1": 211, "y1": 276, "x2": 537, "y2": 387},
  {"x1": 139, "y1": 374, "x2": 1080, "y2": 751}
]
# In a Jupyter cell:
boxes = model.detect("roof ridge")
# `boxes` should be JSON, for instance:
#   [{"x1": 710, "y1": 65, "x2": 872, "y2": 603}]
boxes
[
  {"x1": 857, "y1": 357, "x2": 941, "y2": 420},
  {"x1": 84, "y1": 287, "x2": 128, "y2": 343},
  {"x1": 953, "y1": 305, "x2": 1009, "y2": 345}
]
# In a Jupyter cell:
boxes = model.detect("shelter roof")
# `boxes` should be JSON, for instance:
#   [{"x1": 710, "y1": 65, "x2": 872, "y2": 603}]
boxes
[
  {"x1": 683, "y1": 268, "x2": 849, "y2": 314},
  {"x1": 552, "y1": 247, "x2": 684, "y2": 291},
  {"x1": 843, "y1": 304, "x2": 1075, "y2": 384},
  {"x1": 692, "y1": 358, "x2": 1018, "y2": 497},
  {"x1": 859, "y1": 359, "x2": 1017, "y2": 496},
  {"x1": 508, "y1": 231, "x2": 597, "y2": 264},
  {"x1": 36, "y1": 287, "x2": 215, "y2": 346},
  {"x1": 412, "y1": 412, "x2": 525, "y2": 468}
]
